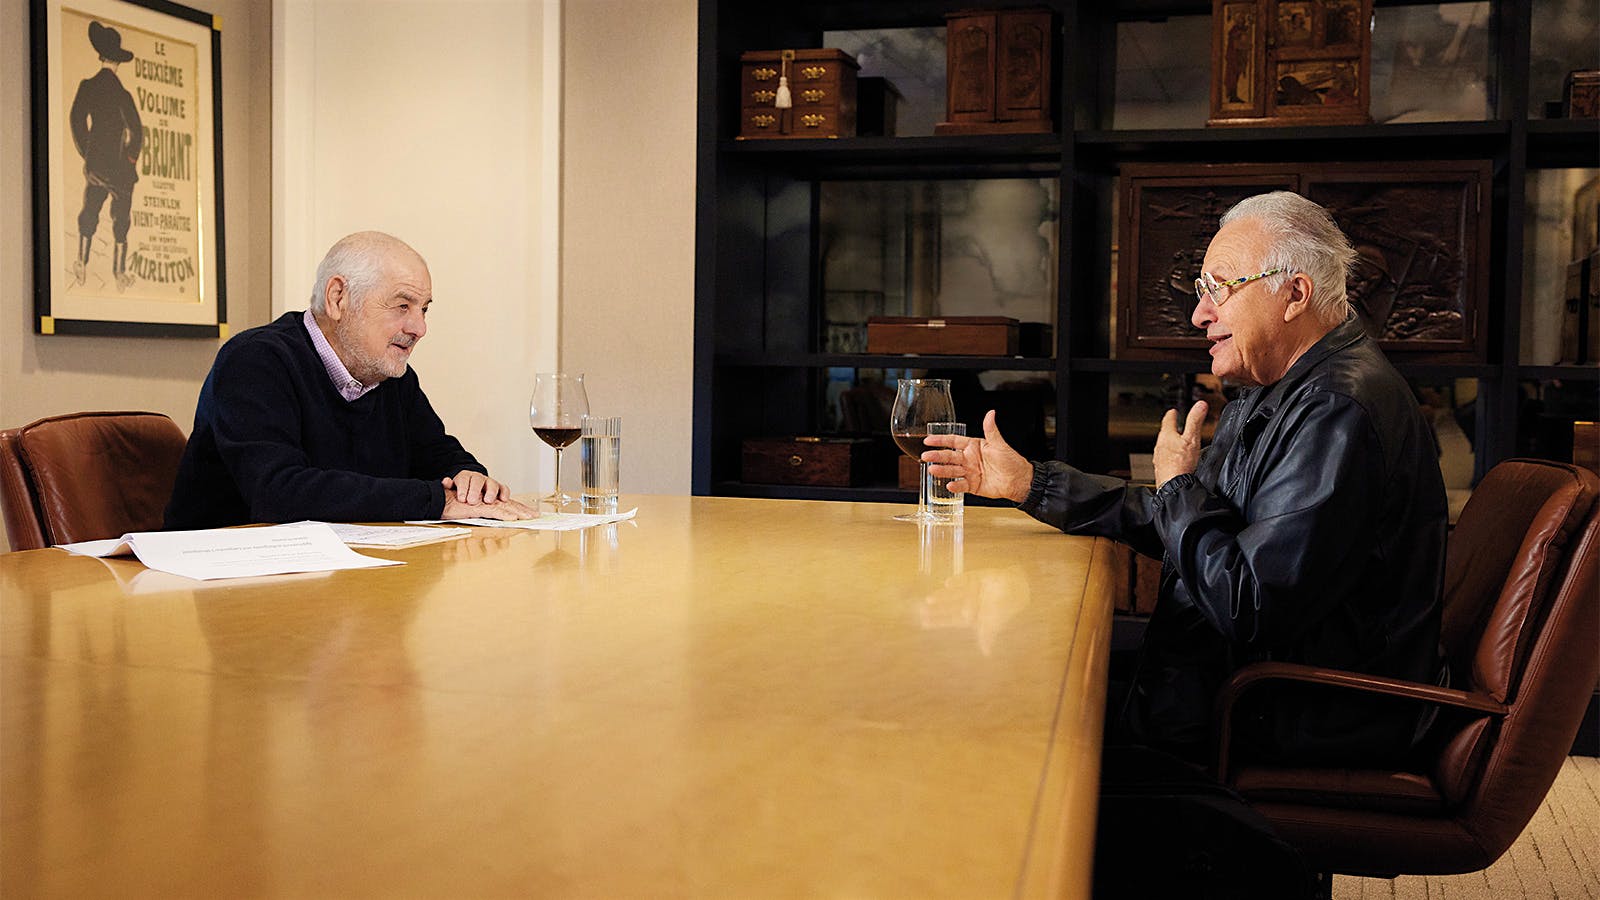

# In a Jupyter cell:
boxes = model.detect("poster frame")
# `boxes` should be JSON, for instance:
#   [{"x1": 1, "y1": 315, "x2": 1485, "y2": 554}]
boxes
[{"x1": 30, "y1": 0, "x2": 226, "y2": 338}]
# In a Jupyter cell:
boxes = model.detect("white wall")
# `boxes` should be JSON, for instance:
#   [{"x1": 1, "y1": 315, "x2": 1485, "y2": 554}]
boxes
[
  {"x1": 559, "y1": 0, "x2": 697, "y2": 495},
  {"x1": 273, "y1": 0, "x2": 560, "y2": 495}
]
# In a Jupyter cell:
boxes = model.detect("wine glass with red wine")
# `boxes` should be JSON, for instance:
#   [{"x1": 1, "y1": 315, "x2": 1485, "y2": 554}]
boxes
[
  {"x1": 529, "y1": 373, "x2": 590, "y2": 509},
  {"x1": 889, "y1": 377, "x2": 956, "y2": 522}
]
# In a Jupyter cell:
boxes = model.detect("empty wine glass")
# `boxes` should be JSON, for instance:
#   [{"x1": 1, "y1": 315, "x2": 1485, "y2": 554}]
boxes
[
  {"x1": 529, "y1": 373, "x2": 589, "y2": 509},
  {"x1": 890, "y1": 377, "x2": 956, "y2": 522}
]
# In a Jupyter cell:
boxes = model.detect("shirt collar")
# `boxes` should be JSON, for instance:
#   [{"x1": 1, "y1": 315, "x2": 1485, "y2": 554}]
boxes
[{"x1": 302, "y1": 309, "x2": 379, "y2": 401}]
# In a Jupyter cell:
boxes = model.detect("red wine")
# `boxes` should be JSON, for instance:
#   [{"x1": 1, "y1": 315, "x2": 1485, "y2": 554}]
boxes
[
  {"x1": 534, "y1": 426, "x2": 581, "y2": 449},
  {"x1": 892, "y1": 431, "x2": 929, "y2": 460}
]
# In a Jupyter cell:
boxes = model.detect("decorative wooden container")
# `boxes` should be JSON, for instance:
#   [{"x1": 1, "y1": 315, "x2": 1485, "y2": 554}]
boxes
[
  {"x1": 1208, "y1": 0, "x2": 1373, "y2": 128},
  {"x1": 741, "y1": 437, "x2": 872, "y2": 486},
  {"x1": 1560, "y1": 258, "x2": 1584, "y2": 364},
  {"x1": 1580, "y1": 246, "x2": 1593, "y2": 361},
  {"x1": 1116, "y1": 161, "x2": 1491, "y2": 363},
  {"x1": 1560, "y1": 178, "x2": 1599, "y2": 364},
  {"x1": 1565, "y1": 69, "x2": 1600, "y2": 118},
  {"x1": 738, "y1": 49, "x2": 858, "y2": 140},
  {"x1": 936, "y1": 9, "x2": 1054, "y2": 135},
  {"x1": 867, "y1": 316, "x2": 1020, "y2": 356}
]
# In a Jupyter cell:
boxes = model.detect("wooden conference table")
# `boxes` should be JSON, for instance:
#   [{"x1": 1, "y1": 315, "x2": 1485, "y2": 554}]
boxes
[{"x1": 1, "y1": 495, "x2": 1117, "y2": 898}]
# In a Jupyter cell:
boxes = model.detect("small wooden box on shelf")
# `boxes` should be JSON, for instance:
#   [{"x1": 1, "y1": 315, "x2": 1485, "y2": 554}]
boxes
[
  {"x1": 741, "y1": 437, "x2": 873, "y2": 487},
  {"x1": 867, "y1": 316, "x2": 1020, "y2": 356},
  {"x1": 738, "y1": 49, "x2": 858, "y2": 139}
]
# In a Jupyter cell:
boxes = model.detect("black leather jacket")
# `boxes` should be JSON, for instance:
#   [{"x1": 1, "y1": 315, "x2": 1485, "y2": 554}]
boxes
[{"x1": 1022, "y1": 315, "x2": 1447, "y2": 763}]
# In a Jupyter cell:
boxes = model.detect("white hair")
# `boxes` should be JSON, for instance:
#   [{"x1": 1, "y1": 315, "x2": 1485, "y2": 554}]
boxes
[
  {"x1": 1220, "y1": 191, "x2": 1356, "y2": 327},
  {"x1": 308, "y1": 231, "x2": 421, "y2": 314}
]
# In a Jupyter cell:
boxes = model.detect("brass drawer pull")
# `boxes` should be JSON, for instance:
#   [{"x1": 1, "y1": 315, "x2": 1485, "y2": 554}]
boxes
[
  {"x1": 752, "y1": 89, "x2": 776, "y2": 104},
  {"x1": 788, "y1": 455, "x2": 804, "y2": 466},
  {"x1": 802, "y1": 89, "x2": 827, "y2": 103},
  {"x1": 801, "y1": 114, "x2": 826, "y2": 128},
  {"x1": 800, "y1": 65, "x2": 828, "y2": 80},
  {"x1": 752, "y1": 67, "x2": 777, "y2": 81}
]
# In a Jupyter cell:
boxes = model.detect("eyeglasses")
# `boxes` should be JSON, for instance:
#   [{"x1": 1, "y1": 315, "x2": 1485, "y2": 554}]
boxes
[{"x1": 1194, "y1": 267, "x2": 1289, "y2": 306}]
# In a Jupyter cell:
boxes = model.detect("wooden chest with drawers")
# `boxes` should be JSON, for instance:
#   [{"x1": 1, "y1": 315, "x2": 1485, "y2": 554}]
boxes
[{"x1": 738, "y1": 49, "x2": 858, "y2": 139}]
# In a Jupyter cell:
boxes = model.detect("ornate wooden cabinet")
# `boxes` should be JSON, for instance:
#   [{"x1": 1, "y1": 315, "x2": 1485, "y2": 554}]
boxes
[{"x1": 1209, "y1": 0, "x2": 1374, "y2": 127}]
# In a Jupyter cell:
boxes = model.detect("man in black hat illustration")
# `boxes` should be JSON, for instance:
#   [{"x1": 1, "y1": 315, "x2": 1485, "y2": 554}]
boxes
[{"x1": 69, "y1": 20, "x2": 142, "y2": 291}]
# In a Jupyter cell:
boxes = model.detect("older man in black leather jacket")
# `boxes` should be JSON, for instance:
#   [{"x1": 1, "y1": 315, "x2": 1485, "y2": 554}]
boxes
[{"x1": 925, "y1": 191, "x2": 1447, "y2": 766}]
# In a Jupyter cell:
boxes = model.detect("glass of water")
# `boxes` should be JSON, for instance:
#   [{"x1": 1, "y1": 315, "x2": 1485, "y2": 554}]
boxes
[
  {"x1": 579, "y1": 415, "x2": 621, "y2": 513},
  {"x1": 924, "y1": 421, "x2": 965, "y2": 523}
]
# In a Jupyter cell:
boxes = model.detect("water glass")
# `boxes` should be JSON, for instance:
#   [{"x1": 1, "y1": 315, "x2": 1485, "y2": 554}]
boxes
[
  {"x1": 924, "y1": 422, "x2": 965, "y2": 523},
  {"x1": 579, "y1": 415, "x2": 621, "y2": 513}
]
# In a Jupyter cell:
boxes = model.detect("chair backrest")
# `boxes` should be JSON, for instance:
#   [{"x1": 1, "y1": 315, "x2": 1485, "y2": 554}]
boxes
[
  {"x1": 0, "y1": 412, "x2": 188, "y2": 551},
  {"x1": 1432, "y1": 458, "x2": 1599, "y2": 858},
  {"x1": 0, "y1": 426, "x2": 48, "y2": 551}
]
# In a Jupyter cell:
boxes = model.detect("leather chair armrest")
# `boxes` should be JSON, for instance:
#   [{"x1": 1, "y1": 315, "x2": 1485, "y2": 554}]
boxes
[{"x1": 1211, "y1": 661, "x2": 1507, "y2": 778}]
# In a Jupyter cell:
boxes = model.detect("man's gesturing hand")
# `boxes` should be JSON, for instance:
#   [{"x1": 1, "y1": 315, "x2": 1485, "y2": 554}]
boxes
[
  {"x1": 920, "y1": 409, "x2": 1034, "y2": 504},
  {"x1": 1154, "y1": 401, "x2": 1207, "y2": 488}
]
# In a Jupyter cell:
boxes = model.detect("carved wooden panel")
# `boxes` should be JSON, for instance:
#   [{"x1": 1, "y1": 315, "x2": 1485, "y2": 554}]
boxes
[
  {"x1": 1118, "y1": 166, "x2": 1297, "y2": 359},
  {"x1": 1118, "y1": 161, "x2": 1491, "y2": 363},
  {"x1": 1302, "y1": 163, "x2": 1490, "y2": 358}
]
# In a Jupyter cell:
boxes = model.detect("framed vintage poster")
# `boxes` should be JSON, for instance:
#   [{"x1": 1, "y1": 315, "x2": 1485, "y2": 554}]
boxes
[{"x1": 31, "y1": 0, "x2": 225, "y2": 337}]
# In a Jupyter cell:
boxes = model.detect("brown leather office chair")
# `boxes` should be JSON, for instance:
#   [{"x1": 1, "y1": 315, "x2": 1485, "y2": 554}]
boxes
[
  {"x1": 0, "y1": 411, "x2": 188, "y2": 551},
  {"x1": 1211, "y1": 458, "x2": 1599, "y2": 878}
]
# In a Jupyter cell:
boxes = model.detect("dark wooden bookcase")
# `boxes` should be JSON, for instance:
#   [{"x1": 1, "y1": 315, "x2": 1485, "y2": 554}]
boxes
[{"x1": 693, "y1": 0, "x2": 1600, "y2": 502}]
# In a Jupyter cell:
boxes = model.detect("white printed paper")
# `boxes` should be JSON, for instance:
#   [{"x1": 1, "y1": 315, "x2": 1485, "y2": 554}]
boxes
[
  {"x1": 315, "y1": 522, "x2": 471, "y2": 548},
  {"x1": 409, "y1": 508, "x2": 637, "y2": 532},
  {"x1": 58, "y1": 522, "x2": 402, "y2": 581}
]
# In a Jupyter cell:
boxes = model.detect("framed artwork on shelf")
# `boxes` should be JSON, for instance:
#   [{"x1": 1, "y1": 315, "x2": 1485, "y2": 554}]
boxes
[
  {"x1": 1118, "y1": 161, "x2": 1491, "y2": 363},
  {"x1": 30, "y1": 0, "x2": 226, "y2": 337},
  {"x1": 1208, "y1": 0, "x2": 1373, "y2": 128}
]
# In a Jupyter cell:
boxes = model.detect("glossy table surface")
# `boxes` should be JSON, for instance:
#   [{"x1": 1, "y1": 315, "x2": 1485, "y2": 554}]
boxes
[{"x1": 1, "y1": 495, "x2": 1116, "y2": 898}]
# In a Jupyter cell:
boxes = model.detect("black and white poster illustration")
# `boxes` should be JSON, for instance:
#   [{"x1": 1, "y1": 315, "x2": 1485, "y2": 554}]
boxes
[{"x1": 32, "y1": 0, "x2": 225, "y2": 336}]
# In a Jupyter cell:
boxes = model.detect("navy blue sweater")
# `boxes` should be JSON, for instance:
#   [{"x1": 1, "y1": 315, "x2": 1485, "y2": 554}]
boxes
[{"x1": 164, "y1": 312, "x2": 486, "y2": 529}]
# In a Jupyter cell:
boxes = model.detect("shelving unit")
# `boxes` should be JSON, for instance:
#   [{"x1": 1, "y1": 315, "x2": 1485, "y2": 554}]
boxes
[{"x1": 694, "y1": 0, "x2": 1600, "y2": 501}]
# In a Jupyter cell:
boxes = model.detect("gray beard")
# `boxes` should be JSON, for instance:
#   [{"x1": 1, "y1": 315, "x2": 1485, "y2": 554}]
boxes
[{"x1": 334, "y1": 317, "x2": 405, "y2": 385}]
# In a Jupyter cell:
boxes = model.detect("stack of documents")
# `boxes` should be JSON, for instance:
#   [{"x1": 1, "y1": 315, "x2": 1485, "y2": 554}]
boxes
[{"x1": 59, "y1": 522, "x2": 404, "y2": 581}]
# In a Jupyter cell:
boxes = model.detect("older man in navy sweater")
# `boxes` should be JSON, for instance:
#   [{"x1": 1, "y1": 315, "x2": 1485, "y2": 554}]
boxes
[{"x1": 166, "y1": 232, "x2": 536, "y2": 529}]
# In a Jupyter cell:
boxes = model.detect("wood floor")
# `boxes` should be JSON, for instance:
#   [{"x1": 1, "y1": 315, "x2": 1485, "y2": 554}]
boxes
[{"x1": 1334, "y1": 756, "x2": 1600, "y2": 899}]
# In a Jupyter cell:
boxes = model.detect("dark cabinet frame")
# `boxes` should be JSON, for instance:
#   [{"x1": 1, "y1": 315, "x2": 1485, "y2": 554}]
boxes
[{"x1": 694, "y1": 0, "x2": 1600, "y2": 500}]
